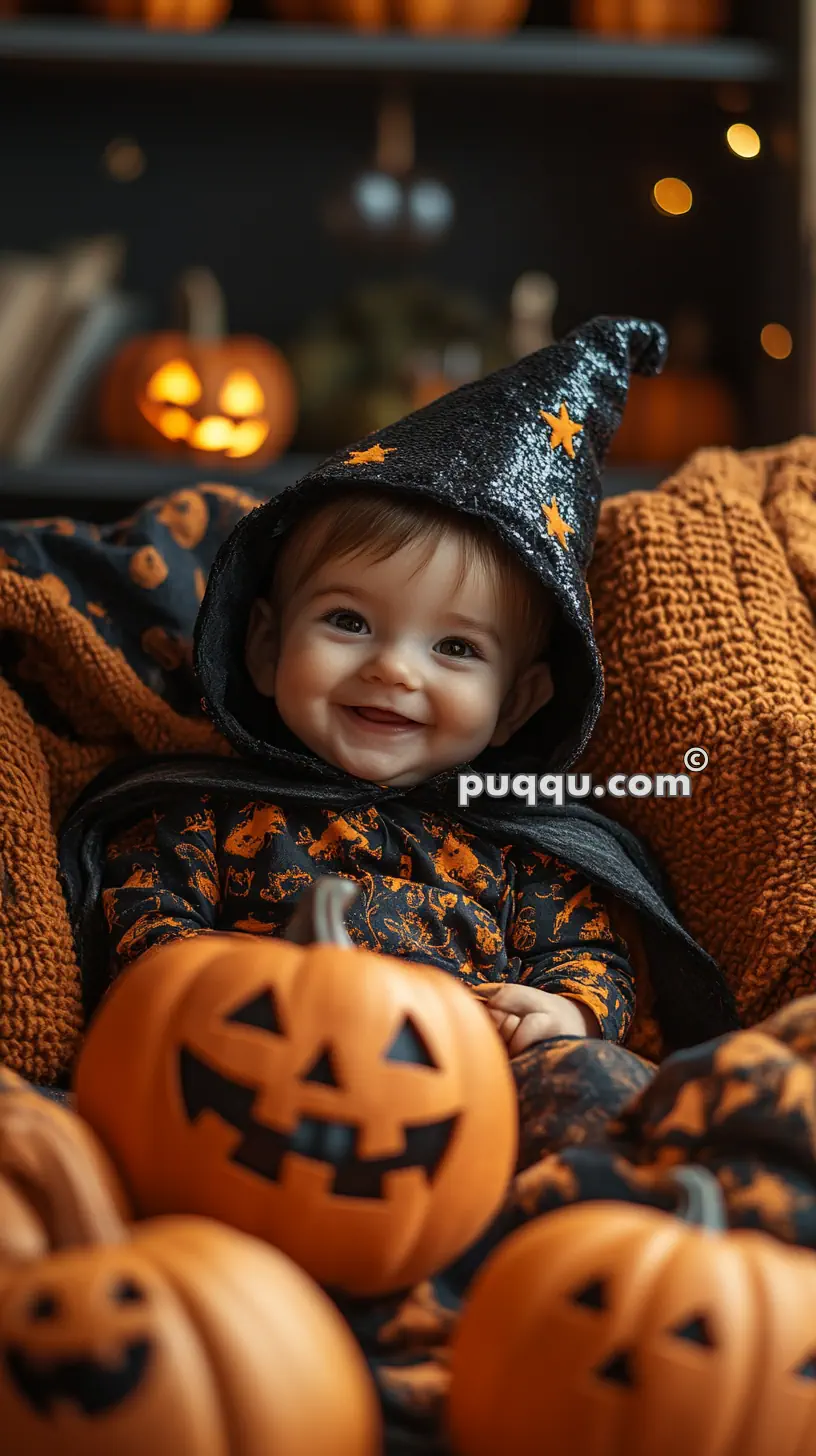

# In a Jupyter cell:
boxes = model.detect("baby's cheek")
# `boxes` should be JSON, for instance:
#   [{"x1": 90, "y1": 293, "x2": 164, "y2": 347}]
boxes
[{"x1": 441, "y1": 676, "x2": 502, "y2": 735}]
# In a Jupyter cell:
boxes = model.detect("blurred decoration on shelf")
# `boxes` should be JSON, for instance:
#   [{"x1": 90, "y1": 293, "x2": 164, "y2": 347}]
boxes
[
  {"x1": 0, "y1": 234, "x2": 149, "y2": 466},
  {"x1": 324, "y1": 88, "x2": 455, "y2": 252},
  {"x1": 100, "y1": 267, "x2": 297, "y2": 469},
  {"x1": 609, "y1": 307, "x2": 737, "y2": 465},
  {"x1": 289, "y1": 277, "x2": 508, "y2": 453},
  {"x1": 268, "y1": 0, "x2": 527, "y2": 32},
  {"x1": 572, "y1": 0, "x2": 728, "y2": 39},
  {"x1": 508, "y1": 270, "x2": 557, "y2": 359},
  {"x1": 84, "y1": 0, "x2": 230, "y2": 29}
]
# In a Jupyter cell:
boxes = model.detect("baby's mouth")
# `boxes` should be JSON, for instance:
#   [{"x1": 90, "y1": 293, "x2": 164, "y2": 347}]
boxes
[{"x1": 345, "y1": 706, "x2": 421, "y2": 731}]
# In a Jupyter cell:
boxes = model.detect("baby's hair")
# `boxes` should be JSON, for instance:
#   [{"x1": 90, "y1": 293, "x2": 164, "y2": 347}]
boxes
[{"x1": 271, "y1": 487, "x2": 554, "y2": 660}]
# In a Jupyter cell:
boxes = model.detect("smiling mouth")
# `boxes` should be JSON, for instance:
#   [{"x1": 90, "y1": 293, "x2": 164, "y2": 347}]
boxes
[
  {"x1": 5, "y1": 1339, "x2": 152, "y2": 1416},
  {"x1": 179, "y1": 1046, "x2": 458, "y2": 1199},
  {"x1": 345, "y1": 706, "x2": 422, "y2": 731}
]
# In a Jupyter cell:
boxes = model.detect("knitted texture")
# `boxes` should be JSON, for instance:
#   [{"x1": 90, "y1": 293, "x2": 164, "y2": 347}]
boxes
[
  {"x1": 579, "y1": 436, "x2": 816, "y2": 1051},
  {"x1": 0, "y1": 485, "x2": 259, "y2": 1083}
]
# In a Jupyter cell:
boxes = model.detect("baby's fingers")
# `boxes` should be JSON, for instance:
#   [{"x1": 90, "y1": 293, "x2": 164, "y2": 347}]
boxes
[
  {"x1": 474, "y1": 983, "x2": 548, "y2": 1016},
  {"x1": 483, "y1": 1005, "x2": 522, "y2": 1046}
]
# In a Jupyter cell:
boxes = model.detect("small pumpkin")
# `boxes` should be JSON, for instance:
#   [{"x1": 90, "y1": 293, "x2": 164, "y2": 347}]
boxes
[
  {"x1": 448, "y1": 1166, "x2": 816, "y2": 1456},
  {"x1": 0, "y1": 1074, "x2": 380, "y2": 1456},
  {"x1": 101, "y1": 268, "x2": 297, "y2": 469},
  {"x1": 0, "y1": 1068, "x2": 131, "y2": 1266},
  {"x1": 75, "y1": 876, "x2": 518, "y2": 1297},
  {"x1": 269, "y1": 0, "x2": 527, "y2": 33},
  {"x1": 572, "y1": 0, "x2": 728, "y2": 38},
  {"x1": 85, "y1": 0, "x2": 230, "y2": 32}
]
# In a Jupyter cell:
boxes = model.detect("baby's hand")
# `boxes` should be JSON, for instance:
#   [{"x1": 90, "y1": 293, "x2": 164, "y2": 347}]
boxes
[{"x1": 475, "y1": 984, "x2": 601, "y2": 1058}]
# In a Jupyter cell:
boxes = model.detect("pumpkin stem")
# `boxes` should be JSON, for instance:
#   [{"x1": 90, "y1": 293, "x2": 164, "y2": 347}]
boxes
[
  {"x1": 176, "y1": 266, "x2": 227, "y2": 341},
  {"x1": 0, "y1": 1090, "x2": 130, "y2": 1251},
  {"x1": 284, "y1": 875, "x2": 360, "y2": 948},
  {"x1": 667, "y1": 1165, "x2": 728, "y2": 1232}
]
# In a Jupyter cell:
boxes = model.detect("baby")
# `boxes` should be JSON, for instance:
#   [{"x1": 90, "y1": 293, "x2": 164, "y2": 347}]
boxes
[{"x1": 97, "y1": 318, "x2": 674, "y2": 1056}]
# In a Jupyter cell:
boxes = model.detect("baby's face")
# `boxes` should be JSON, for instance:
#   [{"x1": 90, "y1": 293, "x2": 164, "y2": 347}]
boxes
[{"x1": 262, "y1": 534, "x2": 540, "y2": 788}]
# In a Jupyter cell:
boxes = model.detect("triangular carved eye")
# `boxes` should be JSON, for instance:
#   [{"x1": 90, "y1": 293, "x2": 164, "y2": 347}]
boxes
[
  {"x1": 595, "y1": 1350, "x2": 634, "y2": 1387},
  {"x1": 385, "y1": 1017, "x2": 437, "y2": 1068},
  {"x1": 795, "y1": 1355, "x2": 816, "y2": 1381},
  {"x1": 226, "y1": 989, "x2": 283, "y2": 1035},
  {"x1": 301, "y1": 1047, "x2": 340, "y2": 1086},
  {"x1": 671, "y1": 1315, "x2": 714, "y2": 1347},
  {"x1": 571, "y1": 1279, "x2": 607, "y2": 1311}
]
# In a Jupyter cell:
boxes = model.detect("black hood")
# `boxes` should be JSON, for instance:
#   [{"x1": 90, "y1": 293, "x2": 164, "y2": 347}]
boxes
[{"x1": 194, "y1": 315, "x2": 667, "y2": 787}]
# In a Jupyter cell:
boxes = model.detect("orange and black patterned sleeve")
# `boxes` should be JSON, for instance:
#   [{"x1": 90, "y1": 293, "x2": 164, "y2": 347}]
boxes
[
  {"x1": 100, "y1": 796, "x2": 221, "y2": 974},
  {"x1": 507, "y1": 850, "x2": 636, "y2": 1043}
]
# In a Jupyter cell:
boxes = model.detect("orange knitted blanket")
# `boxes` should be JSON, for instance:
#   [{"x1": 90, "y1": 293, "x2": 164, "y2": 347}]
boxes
[
  {"x1": 0, "y1": 444, "x2": 813, "y2": 1083},
  {"x1": 0, "y1": 483, "x2": 260, "y2": 1082},
  {"x1": 580, "y1": 437, "x2": 816, "y2": 1048}
]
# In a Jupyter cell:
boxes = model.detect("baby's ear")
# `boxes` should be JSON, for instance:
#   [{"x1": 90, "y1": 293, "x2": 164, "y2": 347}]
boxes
[
  {"x1": 245, "y1": 597, "x2": 279, "y2": 697},
  {"x1": 490, "y1": 661, "x2": 554, "y2": 747}
]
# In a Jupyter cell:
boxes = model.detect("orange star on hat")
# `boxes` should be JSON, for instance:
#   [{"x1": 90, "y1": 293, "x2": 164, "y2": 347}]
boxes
[
  {"x1": 540, "y1": 402, "x2": 583, "y2": 458},
  {"x1": 344, "y1": 444, "x2": 396, "y2": 466},
  {"x1": 541, "y1": 495, "x2": 575, "y2": 550}
]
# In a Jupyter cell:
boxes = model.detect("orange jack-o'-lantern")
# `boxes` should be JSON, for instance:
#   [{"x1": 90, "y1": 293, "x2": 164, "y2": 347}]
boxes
[
  {"x1": 448, "y1": 1166, "x2": 816, "y2": 1456},
  {"x1": 75, "y1": 877, "x2": 518, "y2": 1296},
  {"x1": 0, "y1": 1072, "x2": 380, "y2": 1456},
  {"x1": 101, "y1": 268, "x2": 297, "y2": 469}
]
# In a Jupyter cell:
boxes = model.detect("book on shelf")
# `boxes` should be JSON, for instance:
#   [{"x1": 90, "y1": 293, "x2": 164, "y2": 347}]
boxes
[
  {"x1": 0, "y1": 234, "x2": 126, "y2": 455},
  {"x1": 10, "y1": 291, "x2": 149, "y2": 464}
]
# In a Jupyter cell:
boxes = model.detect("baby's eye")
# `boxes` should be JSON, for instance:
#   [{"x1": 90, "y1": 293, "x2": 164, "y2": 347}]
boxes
[
  {"x1": 325, "y1": 609, "x2": 368, "y2": 634},
  {"x1": 436, "y1": 637, "x2": 479, "y2": 659}
]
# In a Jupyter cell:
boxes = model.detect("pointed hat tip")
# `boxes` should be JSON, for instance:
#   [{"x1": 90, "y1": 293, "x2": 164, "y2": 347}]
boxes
[
  {"x1": 571, "y1": 315, "x2": 669, "y2": 380},
  {"x1": 625, "y1": 317, "x2": 669, "y2": 378}
]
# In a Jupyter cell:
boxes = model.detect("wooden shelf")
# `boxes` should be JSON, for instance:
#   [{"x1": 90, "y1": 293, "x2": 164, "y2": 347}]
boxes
[
  {"x1": 0, "y1": 19, "x2": 782, "y2": 83},
  {"x1": 0, "y1": 452, "x2": 665, "y2": 502}
]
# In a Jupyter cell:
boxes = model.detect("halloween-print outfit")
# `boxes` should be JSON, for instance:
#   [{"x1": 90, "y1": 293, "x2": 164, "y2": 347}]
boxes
[{"x1": 60, "y1": 317, "x2": 738, "y2": 1055}]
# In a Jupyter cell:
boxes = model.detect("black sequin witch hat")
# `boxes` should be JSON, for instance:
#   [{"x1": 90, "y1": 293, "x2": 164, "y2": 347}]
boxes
[{"x1": 196, "y1": 315, "x2": 668, "y2": 775}]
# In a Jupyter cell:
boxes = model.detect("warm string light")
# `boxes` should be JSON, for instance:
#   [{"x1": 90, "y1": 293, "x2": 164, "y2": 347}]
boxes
[
  {"x1": 651, "y1": 177, "x2": 693, "y2": 216},
  {"x1": 760, "y1": 324, "x2": 793, "y2": 360},
  {"x1": 103, "y1": 138, "x2": 146, "y2": 182},
  {"x1": 726, "y1": 123, "x2": 761, "y2": 158}
]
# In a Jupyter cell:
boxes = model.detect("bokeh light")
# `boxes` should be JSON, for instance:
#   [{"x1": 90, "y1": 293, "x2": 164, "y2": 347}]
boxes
[
  {"x1": 652, "y1": 177, "x2": 693, "y2": 216},
  {"x1": 103, "y1": 138, "x2": 146, "y2": 182},
  {"x1": 727, "y1": 123, "x2": 761, "y2": 158},
  {"x1": 760, "y1": 323, "x2": 793, "y2": 360}
]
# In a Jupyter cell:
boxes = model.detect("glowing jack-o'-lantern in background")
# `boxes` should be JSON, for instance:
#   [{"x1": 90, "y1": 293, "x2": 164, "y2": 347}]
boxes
[
  {"x1": 100, "y1": 267, "x2": 298, "y2": 469},
  {"x1": 75, "y1": 876, "x2": 518, "y2": 1298}
]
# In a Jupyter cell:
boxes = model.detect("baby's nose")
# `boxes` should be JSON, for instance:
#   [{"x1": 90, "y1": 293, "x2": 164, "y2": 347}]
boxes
[{"x1": 366, "y1": 642, "x2": 422, "y2": 688}]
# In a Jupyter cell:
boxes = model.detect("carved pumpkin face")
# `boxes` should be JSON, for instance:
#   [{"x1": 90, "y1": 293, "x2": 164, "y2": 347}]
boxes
[
  {"x1": 0, "y1": 1220, "x2": 380, "y2": 1456},
  {"x1": 75, "y1": 884, "x2": 518, "y2": 1297},
  {"x1": 101, "y1": 333, "x2": 297, "y2": 469},
  {"x1": 448, "y1": 1179, "x2": 816, "y2": 1456}
]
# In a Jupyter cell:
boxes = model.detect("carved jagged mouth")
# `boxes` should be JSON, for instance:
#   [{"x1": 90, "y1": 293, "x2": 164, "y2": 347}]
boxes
[
  {"x1": 5, "y1": 1339, "x2": 152, "y2": 1416},
  {"x1": 178, "y1": 1046, "x2": 458, "y2": 1200}
]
